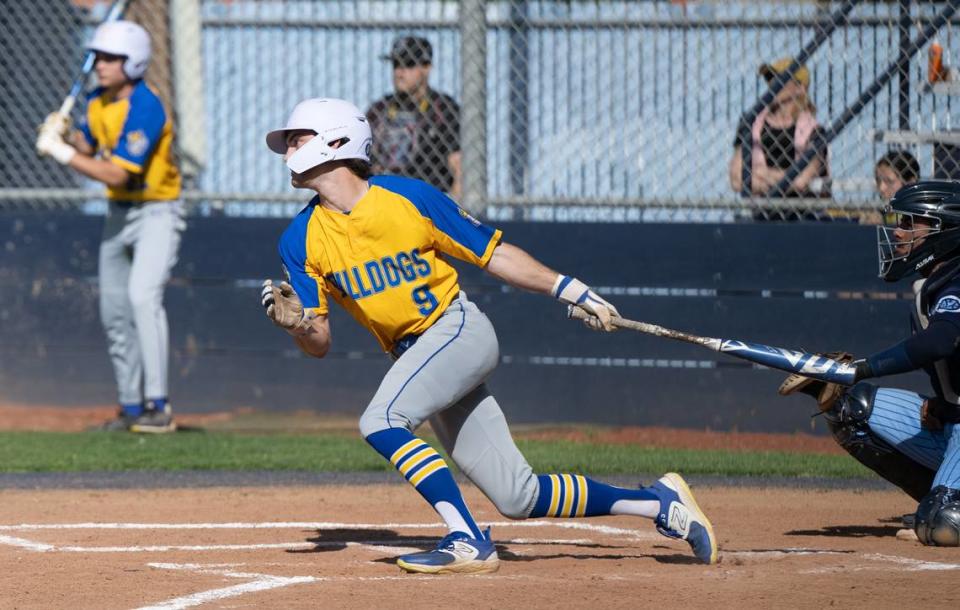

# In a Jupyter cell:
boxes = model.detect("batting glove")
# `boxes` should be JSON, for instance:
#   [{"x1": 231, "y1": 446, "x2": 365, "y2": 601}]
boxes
[
  {"x1": 36, "y1": 128, "x2": 76, "y2": 165},
  {"x1": 40, "y1": 111, "x2": 72, "y2": 139},
  {"x1": 851, "y1": 358, "x2": 874, "y2": 383},
  {"x1": 552, "y1": 275, "x2": 619, "y2": 332},
  {"x1": 261, "y1": 279, "x2": 315, "y2": 336}
]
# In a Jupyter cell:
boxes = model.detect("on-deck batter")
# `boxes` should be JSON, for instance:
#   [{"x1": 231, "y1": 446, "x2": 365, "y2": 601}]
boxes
[{"x1": 35, "y1": 20, "x2": 183, "y2": 433}]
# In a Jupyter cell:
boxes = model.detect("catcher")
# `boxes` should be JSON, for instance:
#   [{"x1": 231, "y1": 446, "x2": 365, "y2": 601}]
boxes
[
  {"x1": 259, "y1": 97, "x2": 718, "y2": 574},
  {"x1": 780, "y1": 180, "x2": 960, "y2": 546}
]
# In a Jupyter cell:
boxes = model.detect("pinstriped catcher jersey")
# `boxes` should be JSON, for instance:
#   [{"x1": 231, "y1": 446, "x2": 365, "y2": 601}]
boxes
[
  {"x1": 277, "y1": 175, "x2": 502, "y2": 352},
  {"x1": 913, "y1": 263, "x2": 960, "y2": 407}
]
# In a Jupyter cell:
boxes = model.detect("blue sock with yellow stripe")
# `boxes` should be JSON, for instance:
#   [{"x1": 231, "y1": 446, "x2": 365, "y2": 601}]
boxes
[
  {"x1": 529, "y1": 474, "x2": 660, "y2": 518},
  {"x1": 366, "y1": 428, "x2": 484, "y2": 539}
]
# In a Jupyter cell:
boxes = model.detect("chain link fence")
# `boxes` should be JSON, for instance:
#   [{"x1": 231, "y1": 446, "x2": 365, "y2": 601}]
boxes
[{"x1": 3, "y1": 0, "x2": 960, "y2": 221}]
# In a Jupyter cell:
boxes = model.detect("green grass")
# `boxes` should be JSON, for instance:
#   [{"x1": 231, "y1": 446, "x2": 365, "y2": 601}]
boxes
[{"x1": 0, "y1": 431, "x2": 874, "y2": 479}]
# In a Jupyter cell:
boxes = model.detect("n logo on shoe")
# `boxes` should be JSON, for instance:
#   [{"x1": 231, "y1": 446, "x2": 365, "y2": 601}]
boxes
[
  {"x1": 450, "y1": 540, "x2": 480, "y2": 559},
  {"x1": 668, "y1": 502, "x2": 690, "y2": 536}
]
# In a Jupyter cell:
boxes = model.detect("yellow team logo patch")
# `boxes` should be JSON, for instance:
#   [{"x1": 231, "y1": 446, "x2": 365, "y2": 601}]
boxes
[{"x1": 125, "y1": 130, "x2": 150, "y2": 157}]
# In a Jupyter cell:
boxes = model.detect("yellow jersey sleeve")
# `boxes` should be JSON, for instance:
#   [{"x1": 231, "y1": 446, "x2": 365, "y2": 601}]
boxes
[{"x1": 278, "y1": 199, "x2": 329, "y2": 316}]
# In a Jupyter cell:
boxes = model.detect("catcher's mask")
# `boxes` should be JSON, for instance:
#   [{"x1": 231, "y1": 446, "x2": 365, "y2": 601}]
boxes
[{"x1": 878, "y1": 180, "x2": 960, "y2": 282}]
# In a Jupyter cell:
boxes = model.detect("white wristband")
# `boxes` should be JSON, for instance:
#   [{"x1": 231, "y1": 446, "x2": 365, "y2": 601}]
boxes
[
  {"x1": 49, "y1": 140, "x2": 76, "y2": 165},
  {"x1": 552, "y1": 274, "x2": 590, "y2": 305}
]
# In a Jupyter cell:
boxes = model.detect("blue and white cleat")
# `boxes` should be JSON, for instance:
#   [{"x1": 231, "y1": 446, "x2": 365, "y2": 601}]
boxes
[
  {"x1": 651, "y1": 472, "x2": 719, "y2": 565},
  {"x1": 397, "y1": 528, "x2": 499, "y2": 574}
]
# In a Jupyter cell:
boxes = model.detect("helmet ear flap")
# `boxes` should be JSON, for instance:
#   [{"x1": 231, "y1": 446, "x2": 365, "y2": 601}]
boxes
[
  {"x1": 286, "y1": 135, "x2": 336, "y2": 175},
  {"x1": 124, "y1": 57, "x2": 150, "y2": 80}
]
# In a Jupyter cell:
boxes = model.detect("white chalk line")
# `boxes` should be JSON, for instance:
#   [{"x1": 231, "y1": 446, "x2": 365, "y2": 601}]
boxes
[
  {"x1": 135, "y1": 562, "x2": 533, "y2": 610},
  {"x1": 13, "y1": 520, "x2": 950, "y2": 574},
  {"x1": 710, "y1": 548, "x2": 960, "y2": 574},
  {"x1": 0, "y1": 534, "x2": 55, "y2": 552},
  {"x1": 0, "y1": 520, "x2": 654, "y2": 539},
  {"x1": 722, "y1": 549, "x2": 848, "y2": 560},
  {"x1": 864, "y1": 553, "x2": 960, "y2": 571},
  {"x1": 799, "y1": 553, "x2": 960, "y2": 573},
  {"x1": 58, "y1": 542, "x2": 315, "y2": 553},
  {"x1": 0, "y1": 519, "x2": 649, "y2": 554},
  {"x1": 1, "y1": 536, "x2": 602, "y2": 554},
  {"x1": 8, "y1": 519, "x2": 954, "y2": 608},
  {"x1": 135, "y1": 563, "x2": 317, "y2": 610}
]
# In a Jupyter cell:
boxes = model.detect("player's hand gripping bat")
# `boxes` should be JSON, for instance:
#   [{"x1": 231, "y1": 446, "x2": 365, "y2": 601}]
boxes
[{"x1": 568, "y1": 306, "x2": 858, "y2": 385}]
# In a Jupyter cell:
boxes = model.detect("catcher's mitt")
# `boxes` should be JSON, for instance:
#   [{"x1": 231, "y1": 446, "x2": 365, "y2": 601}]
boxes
[{"x1": 777, "y1": 351, "x2": 854, "y2": 412}]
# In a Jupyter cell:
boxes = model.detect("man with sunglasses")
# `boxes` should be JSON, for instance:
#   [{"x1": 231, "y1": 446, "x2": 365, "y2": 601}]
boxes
[
  {"x1": 35, "y1": 20, "x2": 183, "y2": 433},
  {"x1": 780, "y1": 180, "x2": 960, "y2": 546},
  {"x1": 366, "y1": 36, "x2": 462, "y2": 199}
]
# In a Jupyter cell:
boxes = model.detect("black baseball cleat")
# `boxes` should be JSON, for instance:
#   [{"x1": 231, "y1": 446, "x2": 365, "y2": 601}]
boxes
[
  {"x1": 129, "y1": 409, "x2": 177, "y2": 434},
  {"x1": 93, "y1": 411, "x2": 135, "y2": 432}
]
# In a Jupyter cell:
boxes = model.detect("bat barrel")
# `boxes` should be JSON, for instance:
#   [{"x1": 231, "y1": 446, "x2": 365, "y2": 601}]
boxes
[
  {"x1": 59, "y1": 0, "x2": 131, "y2": 116},
  {"x1": 568, "y1": 306, "x2": 858, "y2": 386},
  {"x1": 718, "y1": 341, "x2": 858, "y2": 385}
]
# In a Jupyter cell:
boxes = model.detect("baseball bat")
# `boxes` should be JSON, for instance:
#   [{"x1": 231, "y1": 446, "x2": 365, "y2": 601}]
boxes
[
  {"x1": 58, "y1": 0, "x2": 133, "y2": 117},
  {"x1": 568, "y1": 306, "x2": 857, "y2": 385}
]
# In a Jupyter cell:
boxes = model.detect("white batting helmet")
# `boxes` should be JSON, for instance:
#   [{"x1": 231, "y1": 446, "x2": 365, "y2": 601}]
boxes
[
  {"x1": 87, "y1": 20, "x2": 152, "y2": 80},
  {"x1": 265, "y1": 98, "x2": 373, "y2": 175}
]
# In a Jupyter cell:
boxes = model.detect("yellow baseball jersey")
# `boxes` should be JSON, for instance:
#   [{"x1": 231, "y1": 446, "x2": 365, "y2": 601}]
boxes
[
  {"x1": 278, "y1": 175, "x2": 502, "y2": 352},
  {"x1": 80, "y1": 80, "x2": 181, "y2": 201}
]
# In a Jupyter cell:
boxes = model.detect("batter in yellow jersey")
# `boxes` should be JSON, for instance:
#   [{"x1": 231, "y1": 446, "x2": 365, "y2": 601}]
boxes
[
  {"x1": 262, "y1": 97, "x2": 717, "y2": 574},
  {"x1": 279, "y1": 175, "x2": 500, "y2": 352}
]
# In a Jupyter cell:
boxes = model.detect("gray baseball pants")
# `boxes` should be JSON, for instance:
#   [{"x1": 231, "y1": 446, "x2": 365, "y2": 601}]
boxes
[
  {"x1": 99, "y1": 200, "x2": 185, "y2": 406},
  {"x1": 358, "y1": 292, "x2": 541, "y2": 519}
]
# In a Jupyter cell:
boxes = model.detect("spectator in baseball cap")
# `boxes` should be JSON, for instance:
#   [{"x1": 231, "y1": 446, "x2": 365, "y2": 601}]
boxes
[
  {"x1": 758, "y1": 57, "x2": 810, "y2": 88},
  {"x1": 367, "y1": 36, "x2": 462, "y2": 198},
  {"x1": 380, "y1": 35, "x2": 433, "y2": 67},
  {"x1": 729, "y1": 56, "x2": 831, "y2": 218}
]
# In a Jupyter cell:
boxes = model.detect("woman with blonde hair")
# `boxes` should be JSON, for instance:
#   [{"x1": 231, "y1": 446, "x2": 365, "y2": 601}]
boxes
[{"x1": 729, "y1": 58, "x2": 830, "y2": 204}]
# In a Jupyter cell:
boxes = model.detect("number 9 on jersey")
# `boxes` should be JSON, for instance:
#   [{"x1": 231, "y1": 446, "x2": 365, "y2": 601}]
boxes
[{"x1": 412, "y1": 285, "x2": 439, "y2": 315}]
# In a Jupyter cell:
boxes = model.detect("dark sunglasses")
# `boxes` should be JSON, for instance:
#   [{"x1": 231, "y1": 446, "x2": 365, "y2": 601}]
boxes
[{"x1": 392, "y1": 59, "x2": 422, "y2": 69}]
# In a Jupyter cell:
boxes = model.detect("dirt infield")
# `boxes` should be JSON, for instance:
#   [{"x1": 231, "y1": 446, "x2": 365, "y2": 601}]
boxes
[
  {"x1": 0, "y1": 405, "x2": 950, "y2": 607},
  {"x1": 2, "y1": 484, "x2": 958, "y2": 609}
]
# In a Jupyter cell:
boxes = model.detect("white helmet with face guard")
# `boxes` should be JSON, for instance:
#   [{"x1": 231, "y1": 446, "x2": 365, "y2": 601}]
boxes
[{"x1": 265, "y1": 98, "x2": 372, "y2": 175}]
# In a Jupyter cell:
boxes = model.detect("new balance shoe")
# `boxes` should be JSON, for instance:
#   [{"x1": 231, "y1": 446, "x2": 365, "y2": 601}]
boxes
[
  {"x1": 396, "y1": 528, "x2": 499, "y2": 574},
  {"x1": 94, "y1": 412, "x2": 135, "y2": 432},
  {"x1": 651, "y1": 472, "x2": 719, "y2": 565},
  {"x1": 129, "y1": 401, "x2": 177, "y2": 434}
]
